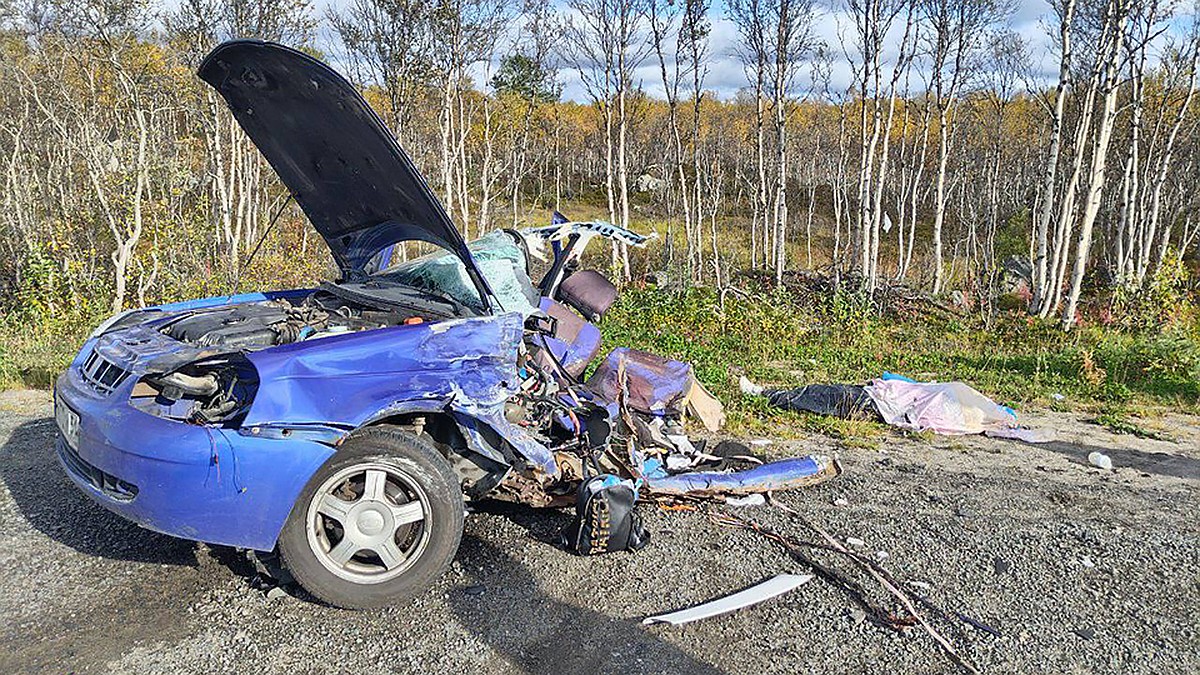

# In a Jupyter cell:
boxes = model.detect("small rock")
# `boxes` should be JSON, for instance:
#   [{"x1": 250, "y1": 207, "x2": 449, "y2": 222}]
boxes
[
  {"x1": 875, "y1": 551, "x2": 890, "y2": 561},
  {"x1": 265, "y1": 586, "x2": 287, "y2": 600},
  {"x1": 1080, "y1": 556, "x2": 1095, "y2": 568},
  {"x1": 849, "y1": 609, "x2": 867, "y2": 625},
  {"x1": 1088, "y1": 452, "x2": 1114, "y2": 471},
  {"x1": 992, "y1": 557, "x2": 1011, "y2": 574},
  {"x1": 1073, "y1": 627, "x2": 1096, "y2": 640},
  {"x1": 1051, "y1": 393, "x2": 1066, "y2": 401},
  {"x1": 833, "y1": 498, "x2": 849, "y2": 507},
  {"x1": 464, "y1": 584, "x2": 486, "y2": 597},
  {"x1": 846, "y1": 537, "x2": 866, "y2": 548},
  {"x1": 749, "y1": 438, "x2": 773, "y2": 447}
]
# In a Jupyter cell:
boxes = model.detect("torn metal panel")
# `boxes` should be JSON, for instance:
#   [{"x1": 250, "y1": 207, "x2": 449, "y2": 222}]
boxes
[
  {"x1": 642, "y1": 574, "x2": 814, "y2": 626},
  {"x1": 244, "y1": 314, "x2": 523, "y2": 425},
  {"x1": 244, "y1": 312, "x2": 559, "y2": 478},
  {"x1": 642, "y1": 456, "x2": 841, "y2": 497}
]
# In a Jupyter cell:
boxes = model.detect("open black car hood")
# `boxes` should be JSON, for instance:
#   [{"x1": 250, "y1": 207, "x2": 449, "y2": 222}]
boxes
[{"x1": 198, "y1": 40, "x2": 492, "y2": 305}]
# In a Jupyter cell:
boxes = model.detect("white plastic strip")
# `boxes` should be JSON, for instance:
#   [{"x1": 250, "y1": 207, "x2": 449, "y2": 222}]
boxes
[{"x1": 642, "y1": 574, "x2": 814, "y2": 626}]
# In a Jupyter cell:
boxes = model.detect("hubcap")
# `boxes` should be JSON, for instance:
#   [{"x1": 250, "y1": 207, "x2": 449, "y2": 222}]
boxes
[{"x1": 305, "y1": 462, "x2": 431, "y2": 584}]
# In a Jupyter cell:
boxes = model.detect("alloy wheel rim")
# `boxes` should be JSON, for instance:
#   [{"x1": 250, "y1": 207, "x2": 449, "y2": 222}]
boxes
[{"x1": 305, "y1": 462, "x2": 431, "y2": 584}]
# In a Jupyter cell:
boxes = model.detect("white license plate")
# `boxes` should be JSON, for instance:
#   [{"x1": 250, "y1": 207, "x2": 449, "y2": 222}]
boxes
[{"x1": 55, "y1": 395, "x2": 80, "y2": 449}]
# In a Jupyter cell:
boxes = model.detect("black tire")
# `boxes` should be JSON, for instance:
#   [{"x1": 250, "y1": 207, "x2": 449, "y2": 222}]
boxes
[{"x1": 278, "y1": 425, "x2": 464, "y2": 609}]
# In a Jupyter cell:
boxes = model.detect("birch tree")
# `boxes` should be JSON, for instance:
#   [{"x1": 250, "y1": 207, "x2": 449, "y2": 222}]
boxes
[
  {"x1": 563, "y1": 0, "x2": 651, "y2": 278},
  {"x1": 1061, "y1": 0, "x2": 1133, "y2": 328},
  {"x1": 920, "y1": 0, "x2": 1011, "y2": 292}
]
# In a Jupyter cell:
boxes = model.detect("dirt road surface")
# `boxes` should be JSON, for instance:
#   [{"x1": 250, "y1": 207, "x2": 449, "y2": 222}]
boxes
[{"x1": 1, "y1": 388, "x2": 1197, "y2": 674}]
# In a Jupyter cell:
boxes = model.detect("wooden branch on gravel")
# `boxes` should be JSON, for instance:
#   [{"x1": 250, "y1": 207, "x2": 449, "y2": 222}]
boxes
[{"x1": 710, "y1": 505, "x2": 981, "y2": 675}]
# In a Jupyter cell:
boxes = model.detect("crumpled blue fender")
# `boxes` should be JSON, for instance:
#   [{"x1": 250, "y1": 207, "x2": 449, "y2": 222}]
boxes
[{"x1": 242, "y1": 312, "x2": 558, "y2": 478}]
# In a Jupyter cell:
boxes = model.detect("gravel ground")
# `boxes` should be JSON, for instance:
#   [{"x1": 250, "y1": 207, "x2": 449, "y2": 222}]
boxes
[{"x1": 0, "y1": 388, "x2": 1197, "y2": 674}]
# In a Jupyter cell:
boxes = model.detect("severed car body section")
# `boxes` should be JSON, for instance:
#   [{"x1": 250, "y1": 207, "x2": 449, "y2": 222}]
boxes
[{"x1": 52, "y1": 40, "x2": 837, "y2": 609}]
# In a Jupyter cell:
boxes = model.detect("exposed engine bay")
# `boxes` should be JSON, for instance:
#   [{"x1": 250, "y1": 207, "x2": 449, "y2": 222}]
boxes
[
  {"x1": 133, "y1": 288, "x2": 449, "y2": 422},
  {"x1": 160, "y1": 291, "x2": 416, "y2": 351}
]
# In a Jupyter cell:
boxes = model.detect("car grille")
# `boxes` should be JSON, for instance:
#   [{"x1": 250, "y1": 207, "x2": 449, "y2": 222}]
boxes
[
  {"x1": 78, "y1": 349, "x2": 131, "y2": 395},
  {"x1": 57, "y1": 437, "x2": 138, "y2": 501}
]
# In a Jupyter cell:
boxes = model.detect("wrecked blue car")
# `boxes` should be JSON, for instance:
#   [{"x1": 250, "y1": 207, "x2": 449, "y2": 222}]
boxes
[{"x1": 53, "y1": 40, "x2": 838, "y2": 609}]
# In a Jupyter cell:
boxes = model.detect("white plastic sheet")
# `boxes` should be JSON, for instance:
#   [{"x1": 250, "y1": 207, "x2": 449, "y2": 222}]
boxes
[
  {"x1": 642, "y1": 574, "x2": 814, "y2": 626},
  {"x1": 865, "y1": 379, "x2": 1018, "y2": 436}
]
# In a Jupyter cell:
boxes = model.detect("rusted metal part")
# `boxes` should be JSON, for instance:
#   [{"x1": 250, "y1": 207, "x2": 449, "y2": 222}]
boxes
[{"x1": 492, "y1": 469, "x2": 573, "y2": 508}]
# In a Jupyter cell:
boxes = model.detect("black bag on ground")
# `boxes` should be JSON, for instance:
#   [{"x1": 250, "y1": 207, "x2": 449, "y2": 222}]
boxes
[
  {"x1": 560, "y1": 475, "x2": 650, "y2": 555},
  {"x1": 766, "y1": 384, "x2": 881, "y2": 420}
]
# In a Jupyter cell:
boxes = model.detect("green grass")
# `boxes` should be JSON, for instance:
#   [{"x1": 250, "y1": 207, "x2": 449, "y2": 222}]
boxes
[
  {"x1": 0, "y1": 318, "x2": 94, "y2": 390},
  {"x1": 5, "y1": 282, "x2": 1199, "y2": 444},
  {"x1": 600, "y1": 286, "x2": 1200, "y2": 436},
  {"x1": 1092, "y1": 407, "x2": 1174, "y2": 441}
]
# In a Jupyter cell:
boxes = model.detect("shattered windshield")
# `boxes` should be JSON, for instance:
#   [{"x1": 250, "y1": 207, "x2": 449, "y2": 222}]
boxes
[{"x1": 373, "y1": 230, "x2": 541, "y2": 317}]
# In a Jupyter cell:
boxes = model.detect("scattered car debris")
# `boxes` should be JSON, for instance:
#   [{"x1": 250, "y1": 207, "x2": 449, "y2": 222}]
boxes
[
  {"x1": 1088, "y1": 452, "x2": 1115, "y2": 471},
  {"x1": 744, "y1": 373, "x2": 1054, "y2": 442},
  {"x1": 641, "y1": 573, "x2": 814, "y2": 626},
  {"x1": 725, "y1": 494, "x2": 767, "y2": 507},
  {"x1": 956, "y1": 613, "x2": 1002, "y2": 637}
]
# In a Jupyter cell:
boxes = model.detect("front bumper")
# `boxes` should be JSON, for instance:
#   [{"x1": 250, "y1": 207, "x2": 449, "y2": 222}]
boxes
[{"x1": 53, "y1": 363, "x2": 335, "y2": 551}]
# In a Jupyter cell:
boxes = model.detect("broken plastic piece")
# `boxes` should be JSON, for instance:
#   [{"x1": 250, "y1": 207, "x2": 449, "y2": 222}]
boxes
[
  {"x1": 724, "y1": 493, "x2": 766, "y2": 507},
  {"x1": 1088, "y1": 451, "x2": 1114, "y2": 471},
  {"x1": 642, "y1": 574, "x2": 814, "y2": 626},
  {"x1": 686, "y1": 379, "x2": 726, "y2": 432}
]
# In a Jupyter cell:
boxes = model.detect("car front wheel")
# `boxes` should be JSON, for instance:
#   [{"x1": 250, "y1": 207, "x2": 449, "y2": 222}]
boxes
[{"x1": 278, "y1": 426, "x2": 464, "y2": 609}]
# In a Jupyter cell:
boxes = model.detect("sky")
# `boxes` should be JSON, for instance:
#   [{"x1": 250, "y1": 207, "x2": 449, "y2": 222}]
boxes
[
  {"x1": 311, "y1": 0, "x2": 1074, "y2": 102},
  {"x1": 586, "y1": 0, "x2": 1053, "y2": 101},
  {"x1": 531, "y1": 0, "x2": 1055, "y2": 101}
]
